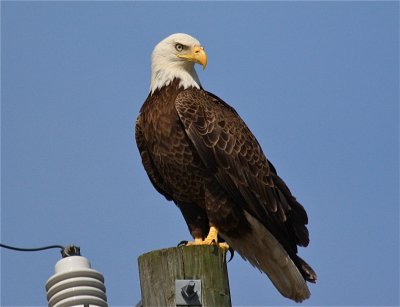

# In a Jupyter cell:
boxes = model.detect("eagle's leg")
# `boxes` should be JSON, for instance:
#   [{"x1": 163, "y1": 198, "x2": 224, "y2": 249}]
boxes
[
  {"x1": 177, "y1": 203, "x2": 229, "y2": 249},
  {"x1": 186, "y1": 226, "x2": 229, "y2": 249},
  {"x1": 204, "y1": 226, "x2": 230, "y2": 249}
]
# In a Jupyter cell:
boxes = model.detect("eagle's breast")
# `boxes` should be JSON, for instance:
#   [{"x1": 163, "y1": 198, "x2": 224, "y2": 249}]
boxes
[{"x1": 139, "y1": 80, "x2": 206, "y2": 203}]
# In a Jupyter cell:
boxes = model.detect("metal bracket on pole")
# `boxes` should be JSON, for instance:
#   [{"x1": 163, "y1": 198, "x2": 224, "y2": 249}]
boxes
[{"x1": 175, "y1": 279, "x2": 202, "y2": 306}]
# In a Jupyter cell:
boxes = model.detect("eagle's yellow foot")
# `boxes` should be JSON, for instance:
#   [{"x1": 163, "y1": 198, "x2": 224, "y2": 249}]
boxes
[{"x1": 185, "y1": 226, "x2": 229, "y2": 250}]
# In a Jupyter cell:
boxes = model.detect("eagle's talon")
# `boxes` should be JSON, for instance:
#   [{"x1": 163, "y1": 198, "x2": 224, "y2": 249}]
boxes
[
  {"x1": 227, "y1": 247, "x2": 235, "y2": 262},
  {"x1": 177, "y1": 240, "x2": 189, "y2": 247}
]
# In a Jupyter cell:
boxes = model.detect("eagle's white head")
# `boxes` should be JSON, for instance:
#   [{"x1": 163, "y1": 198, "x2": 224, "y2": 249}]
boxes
[{"x1": 150, "y1": 33, "x2": 207, "y2": 94}]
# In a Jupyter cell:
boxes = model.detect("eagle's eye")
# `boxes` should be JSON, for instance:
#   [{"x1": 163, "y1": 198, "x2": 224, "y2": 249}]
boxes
[{"x1": 175, "y1": 43, "x2": 184, "y2": 52}]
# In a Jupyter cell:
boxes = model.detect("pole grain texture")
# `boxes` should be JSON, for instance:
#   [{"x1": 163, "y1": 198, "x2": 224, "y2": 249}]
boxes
[{"x1": 138, "y1": 245, "x2": 231, "y2": 307}]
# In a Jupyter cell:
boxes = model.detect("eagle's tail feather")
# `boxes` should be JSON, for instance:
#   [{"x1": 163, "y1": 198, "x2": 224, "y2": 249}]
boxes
[
  {"x1": 221, "y1": 211, "x2": 311, "y2": 303},
  {"x1": 296, "y1": 255, "x2": 317, "y2": 283}
]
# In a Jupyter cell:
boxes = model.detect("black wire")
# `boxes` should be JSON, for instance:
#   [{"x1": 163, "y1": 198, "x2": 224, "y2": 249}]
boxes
[{"x1": 0, "y1": 243, "x2": 64, "y2": 252}]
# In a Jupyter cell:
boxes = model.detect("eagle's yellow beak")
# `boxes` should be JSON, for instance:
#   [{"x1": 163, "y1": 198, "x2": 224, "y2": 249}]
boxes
[{"x1": 178, "y1": 45, "x2": 207, "y2": 70}]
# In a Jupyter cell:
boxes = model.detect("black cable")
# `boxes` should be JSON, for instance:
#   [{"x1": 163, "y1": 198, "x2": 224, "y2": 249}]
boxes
[
  {"x1": 0, "y1": 243, "x2": 81, "y2": 257},
  {"x1": 0, "y1": 243, "x2": 64, "y2": 252}
]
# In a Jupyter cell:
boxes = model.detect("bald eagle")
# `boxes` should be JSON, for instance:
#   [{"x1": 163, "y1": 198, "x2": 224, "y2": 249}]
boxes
[{"x1": 135, "y1": 33, "x2": 317, "y2": 302}]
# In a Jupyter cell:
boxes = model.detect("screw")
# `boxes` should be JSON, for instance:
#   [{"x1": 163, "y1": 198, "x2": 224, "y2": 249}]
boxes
[{"x1": 181, "y1": 280, "x2": 197, "y2": 300}]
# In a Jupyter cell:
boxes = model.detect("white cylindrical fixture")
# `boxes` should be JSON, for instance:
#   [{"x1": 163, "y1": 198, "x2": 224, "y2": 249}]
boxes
[{"x1": 46, "y1": 256, "x2": 107, "y2": 307}]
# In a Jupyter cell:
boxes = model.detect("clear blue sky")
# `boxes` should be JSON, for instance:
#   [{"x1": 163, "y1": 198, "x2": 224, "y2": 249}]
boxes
[{"x1": 2, "y1": 1, "x2": 398, "y2": 306}]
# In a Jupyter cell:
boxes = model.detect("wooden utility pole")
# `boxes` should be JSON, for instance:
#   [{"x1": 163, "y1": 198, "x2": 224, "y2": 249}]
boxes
[{"x1": 138, "y1": 245, "x2": 231, "y2": 307}]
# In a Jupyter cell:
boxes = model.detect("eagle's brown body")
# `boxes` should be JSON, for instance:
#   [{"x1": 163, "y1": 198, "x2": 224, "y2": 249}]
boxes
[
  {"x1": 136, "y1": 78, "x2": 316, "y2": 301},
  {"x1": 136, "y1": 79, "x2": 254, "y2": 238}
]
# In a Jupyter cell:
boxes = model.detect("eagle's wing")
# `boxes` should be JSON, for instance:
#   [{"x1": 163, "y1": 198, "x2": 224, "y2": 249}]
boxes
[
  {"x1": 175, "y1": 90, "x2": 317, "y2": 301},
  {"x1": 175, "y1": 89, "x2": 309, "y2": 252}
]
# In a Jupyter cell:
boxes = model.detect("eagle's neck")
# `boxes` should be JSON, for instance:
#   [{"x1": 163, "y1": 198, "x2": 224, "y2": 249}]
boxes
[{"x1": 150, "y1": 61, "x2": 201, "y2": 95}]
